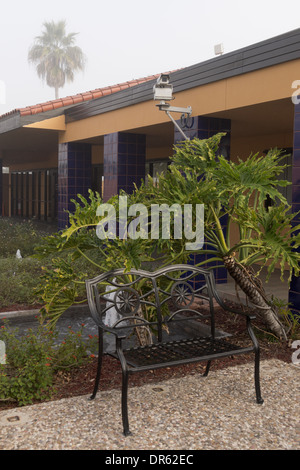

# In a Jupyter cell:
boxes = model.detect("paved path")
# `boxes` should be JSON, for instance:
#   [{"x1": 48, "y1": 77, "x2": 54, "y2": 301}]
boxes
[{"x1": 0, "y1": 359, "x2": 299, "y2": 451}]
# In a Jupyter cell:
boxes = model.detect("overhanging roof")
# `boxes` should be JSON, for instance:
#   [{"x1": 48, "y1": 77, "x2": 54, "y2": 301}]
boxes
[
  {"x1": 64, "y1": 28, "x2": 300, "y2": 122},
  {"x1": 0, "y1": 27, "x2": 300, "y2": 135},
  {"x1": 0, "y1": 75, "x2": 160, "y2": 134}
]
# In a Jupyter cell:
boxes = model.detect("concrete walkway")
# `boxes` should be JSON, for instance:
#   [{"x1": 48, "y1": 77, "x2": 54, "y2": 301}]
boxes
[{"x1": 0, "y1": 359, "x2": 299, "y2": 450}]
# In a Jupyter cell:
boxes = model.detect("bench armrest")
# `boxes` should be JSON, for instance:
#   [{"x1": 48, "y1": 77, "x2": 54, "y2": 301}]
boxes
[
  {"x1": 87, "y1": 315, "x2": 128, "y2": 339},
  {"x1": 205, "y1": 270, "x2": 255, "y2": 319},
  {"x1": 211, "y1": 284, "x2": 256, "y2": 320},
  {"x1": 95, "y1": 322, "x2": 129, "y2": 339}
]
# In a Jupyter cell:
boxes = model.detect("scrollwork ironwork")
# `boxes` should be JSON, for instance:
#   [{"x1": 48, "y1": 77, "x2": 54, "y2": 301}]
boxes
[
  {"x1": 171, "y1": 281, "x2": 194, "y2": 309},
  {"x1": 114, "y1": 287, "x2": 140, "y2": 316}
]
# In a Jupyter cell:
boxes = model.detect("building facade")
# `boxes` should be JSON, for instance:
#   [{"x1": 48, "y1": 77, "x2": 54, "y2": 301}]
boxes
[{"x1": 0, "y1": 28, "x2": 300, "y2": 312}]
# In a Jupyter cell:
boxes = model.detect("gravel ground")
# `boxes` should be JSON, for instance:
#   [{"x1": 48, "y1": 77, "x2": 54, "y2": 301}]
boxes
[{"x1": 0, "y1": 359, "x2": 299, "y2": 451}]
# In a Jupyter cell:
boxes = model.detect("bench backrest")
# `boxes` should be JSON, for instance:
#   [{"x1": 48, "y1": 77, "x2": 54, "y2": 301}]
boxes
[{"x1": 86, "y1": 264, "x2": 221, "y2": 342}]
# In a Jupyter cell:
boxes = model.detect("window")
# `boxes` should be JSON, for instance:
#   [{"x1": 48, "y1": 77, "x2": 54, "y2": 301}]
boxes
[{"x1": 145, "y1": 160, "x2": 170, "y2": 186}]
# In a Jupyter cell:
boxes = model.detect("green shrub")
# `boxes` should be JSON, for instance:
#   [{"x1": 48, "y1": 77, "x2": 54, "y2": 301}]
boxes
[
  {"x1": 0, "y1": 218, "x2": 54, "y2": 258},
  {"x1": 0, "y1": 257, "x2": 48, "y2": 308},
  {"x1": 0, "y1": 319, "x2": 98, "y2": 406},
  {"x1": 0, "y1": 218, "x2": 57, "y2": 309}
]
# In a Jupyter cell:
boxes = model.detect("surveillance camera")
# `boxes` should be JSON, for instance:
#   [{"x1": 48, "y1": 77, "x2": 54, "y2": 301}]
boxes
[
  {"x1": 157, "y1": 74, "x2": 170, "y2": 85},
  {"x1": 153, "y1": 73, "x2": 173, "y2": 101}
]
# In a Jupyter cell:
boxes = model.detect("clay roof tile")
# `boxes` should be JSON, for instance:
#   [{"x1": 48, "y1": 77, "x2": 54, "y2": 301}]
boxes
[{"x1": 0, "y1": 72, "x2": 164, "y2": 119}]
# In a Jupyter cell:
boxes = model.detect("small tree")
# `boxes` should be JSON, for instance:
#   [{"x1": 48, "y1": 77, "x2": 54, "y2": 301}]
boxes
[
  {"x1": 28, "y1": 20, "x2": 85, "y2": 99},
  {"x1": 139, "y1": 134, "x2": 300, "y2": 339}
]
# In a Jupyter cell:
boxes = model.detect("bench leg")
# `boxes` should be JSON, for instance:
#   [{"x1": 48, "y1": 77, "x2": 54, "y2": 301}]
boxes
[
  {"x1": 121, "y1": 369, "x2": 131, "y2": 436},
  {"x1": 203, "y1": 360, "x2": 211, "y2": 377},
  {"x1": 247, "y1": 317, "x2": 264, "y2": 404},
  {"x1": 254, "y1": 349, "x2": 264, "y2": 405},
  {"x1": 116, "y1": 340, "x2": 131, "y2": 436},
  {"x1": 89, "y1": 327, "x2": 103, "y2": 400}
]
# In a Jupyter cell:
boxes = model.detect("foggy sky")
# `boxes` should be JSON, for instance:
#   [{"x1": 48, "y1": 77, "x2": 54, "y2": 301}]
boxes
[{"x1": 0, "y1": 0, "x2": 299, "y2": 114}]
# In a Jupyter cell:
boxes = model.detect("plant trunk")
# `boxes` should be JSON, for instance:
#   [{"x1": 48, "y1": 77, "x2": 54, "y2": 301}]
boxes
[
  {"x1": 133, "y1": 307, "x2": 153, "y2": 346},
  {"x1": 223, "y1": 255, "x2": 287, "y2": 340}
]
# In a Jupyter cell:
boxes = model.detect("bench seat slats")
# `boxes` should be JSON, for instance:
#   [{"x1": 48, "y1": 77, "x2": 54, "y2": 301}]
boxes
[{"x1": 109, "y1": 337, "x2": 254, "y2": 369}]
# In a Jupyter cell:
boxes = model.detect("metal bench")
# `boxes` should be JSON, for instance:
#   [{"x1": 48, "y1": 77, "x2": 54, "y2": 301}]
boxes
[{"x1": 86, "y1": 264, "x2": 264, "y2": 436}]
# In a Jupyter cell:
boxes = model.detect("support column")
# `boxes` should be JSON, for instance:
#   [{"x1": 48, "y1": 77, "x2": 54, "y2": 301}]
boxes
[
  {"x1": 174, "y1": 116, "x2": 231, "y2": 285},
  {"x1": 289, "y1": 101, "x2": 300, "y2": 315},
  {"x1": 58, "y1": 142, "x2": 92, "y2": 231},
  {"x1": 103, "y1": 132, "x2": 146, "y2": 202}
]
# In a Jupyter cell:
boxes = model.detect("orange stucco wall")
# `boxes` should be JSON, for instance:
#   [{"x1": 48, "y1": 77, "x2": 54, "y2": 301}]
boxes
[{"x1": 58, "y1": 59, "x2": 300, "y2": 144}]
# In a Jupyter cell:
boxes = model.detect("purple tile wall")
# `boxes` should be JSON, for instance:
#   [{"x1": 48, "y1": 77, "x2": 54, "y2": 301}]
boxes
[
  {"x1": 289, "y1": 99, "x2": 300, "y2": 314},
  {"x1": 58, "y1": 142, "x2": 92, "y2": 230},
  {"x1": 174, "y1": 116, "x2": 231, "y2": 285},
  {"x1": 103, "y1": 132, "x2": 146, "y2": 202}
]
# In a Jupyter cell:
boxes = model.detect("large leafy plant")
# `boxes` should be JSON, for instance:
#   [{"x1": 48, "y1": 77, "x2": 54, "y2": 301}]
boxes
[
  {"x1": 139, "y1": 134, "x2": 300, "y2": 339},
  {"x1": 35, "y1": 134, "x2": 300, "y2": 339},
  {"x1": 35, "y1": 190, "x2": 163, "y2": 327}
]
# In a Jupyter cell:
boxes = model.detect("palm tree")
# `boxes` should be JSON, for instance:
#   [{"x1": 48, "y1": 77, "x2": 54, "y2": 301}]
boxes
[{"x1": 28, "y1": 20, "x2": 85, "y2": 99}]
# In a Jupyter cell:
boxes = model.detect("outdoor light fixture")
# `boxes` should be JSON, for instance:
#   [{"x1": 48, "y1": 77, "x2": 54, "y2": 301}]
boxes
[{"x1": 153, "y1": 74, "x2": 192, "y2": 140}]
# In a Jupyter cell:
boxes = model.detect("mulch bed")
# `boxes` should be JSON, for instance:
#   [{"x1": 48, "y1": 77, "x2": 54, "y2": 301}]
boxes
[
  {"x1": 0, "y1": 301, "x2": 294, "y2": 411},
  {"x1": 52, "y1": 303, "x2": 292, "y2": 400}
]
